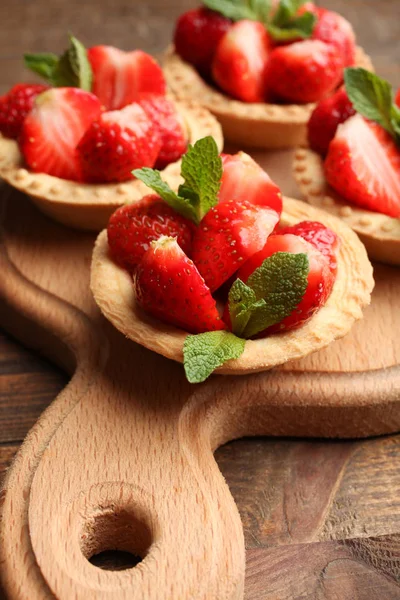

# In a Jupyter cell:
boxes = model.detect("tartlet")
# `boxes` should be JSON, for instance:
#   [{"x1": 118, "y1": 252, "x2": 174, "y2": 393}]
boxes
[
  {"x1": 163, "y1": 46, "x2": 373, "y2": 150},
  {"x1": 91, "y1": 196, "x2": 373, "y2": 375},
  {"x1": 293, "y1": 147, "x2": 400, "y2": 266},
  {"x1": 0, "y1": 100, "x2": 223, "y2": 231}
]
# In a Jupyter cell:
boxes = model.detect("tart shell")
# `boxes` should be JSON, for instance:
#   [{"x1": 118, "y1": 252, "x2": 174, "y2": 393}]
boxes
[
  {"x1": 90, "y1": 196, "x2": 374, "y2": 375},
  {"x1": 163, "y1": 46, "x2": 373, "y2": 150},
  {"x1": 0, "y1": 100, "x2": 223, "y2": 231},
  {"x1": 293, "y1": 148, "x2": 400, "y2": 266}
]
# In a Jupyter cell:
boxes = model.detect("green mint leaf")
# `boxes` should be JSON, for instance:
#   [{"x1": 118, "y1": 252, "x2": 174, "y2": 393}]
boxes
[
  {"x1": 24, "y1": 53, "x2": 59, "y2": 81},
  {"x1": 248, "y1": 0, "x2": 272, "y2": 22},
  {"x1": 183, "y1": 330, "x2": 245, "y2": 383},
  {"x1": 179, "y1": 136, "x2": 222, "y2": 221},
  {"x1": 268, "y1": 11, "x2": 315, "y2": 40},
  {"x1": 24, "y1": 35, "x2": 92, "y2": 90},
  {"x1": 202, "y1": 0, "x2": 257, "y2": 21},
  {"x1": 344, "y1": 68, "x2": 395, "y2": 136},
  {"x1": 228, "y1": 252, "x2": 309, "y2": 339},
  {"x1": 132, "y1": 167, "x2": 198, "y2": 223}
]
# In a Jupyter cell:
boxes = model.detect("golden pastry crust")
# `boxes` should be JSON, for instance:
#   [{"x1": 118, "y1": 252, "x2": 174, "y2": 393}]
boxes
[
  {"x1": 0, "y1": 100, "x2": 223, "y2": 231},
  {"x1": 90, "y1": 196, "x2": 374, "y2": 375},
  {"x1": 163, "y1": 46, "x2": 373, "y2": 150},
  {"x1": 293, "y1": 147, "x2": 400, "y2": 266}
]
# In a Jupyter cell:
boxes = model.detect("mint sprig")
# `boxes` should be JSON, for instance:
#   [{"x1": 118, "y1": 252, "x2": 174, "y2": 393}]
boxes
[
  {"x1": 202, "y1": 0, "x2": 316, "y2": 42},
  {"x1": 24, "y1": 34, "x2": 92, "y2": 91},
  {"x1": 229, "y1": 252, "x2": 309, "y2": 338},
  {"x1": 344, "y1": 68, "x2": 400, "y2": 146},
  {"x1": 133, "y1": 136, "x2": 222, "y2": 225},
  {"x1": 183, "y1": 331, "x2": 245, "y2": 383}
]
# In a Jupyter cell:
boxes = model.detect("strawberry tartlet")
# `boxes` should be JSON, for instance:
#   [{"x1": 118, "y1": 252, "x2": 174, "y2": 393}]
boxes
[
  {"x1": 91, "y1": 137, "x2": 373, "y2": 382},
  {"x1": 164, "y1": 1, "x2": 373, "y2": 149},
  {"x1": 294, "y1": 68, "x2": 400, "y2": 266},
  {"x1": 0, "y1": 35, "x2": 222, "y2": 230}
]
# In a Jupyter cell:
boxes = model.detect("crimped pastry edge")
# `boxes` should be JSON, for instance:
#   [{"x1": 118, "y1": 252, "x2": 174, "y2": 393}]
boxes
[
  {"x1": 0, "y1": 100, "x2": 224, "y2": 231},
  {"x1": 293, "y1": 147, "x2": 400, "y2": 266},
  {"x1": 163, "y1": 46, "x2": 373, "y2": 150},
  {"x1": 90, "y1": 196, "x2": 374, "y2": 375}
]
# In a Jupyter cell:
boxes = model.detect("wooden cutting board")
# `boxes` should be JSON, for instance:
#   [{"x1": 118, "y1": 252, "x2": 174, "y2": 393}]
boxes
[{"x1": 0, "y1": 150, "x2": 399, "y2": 600}]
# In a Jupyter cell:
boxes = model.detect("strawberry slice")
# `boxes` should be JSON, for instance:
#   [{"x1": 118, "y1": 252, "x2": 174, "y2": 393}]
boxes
[
  {"x1": 325, "y1": 114, "x2": 400, "y2": 218},
  {"x1": 135, "y1": 236, "x2": 225, "y2": 334},
  {"x1": 308, "y1": 87, "x2": 356, "y2": 155},
  {"x1": 77, "y1": 103, "x2": 161, "y2": 183},
  {"x1": 0, "y1": 83, "x2": 49, "y2": 140},
  {"x1": 279, "y1": 221, "x2": 339, "y2": 274},
  {"x1": 266, "y1": 40, "x2": 343, "y2": 103},
  {"x1": 174, "y1": 7, "x2": 232, "y2": 76},
  {"x1": 107, "y1": 195, "x2": 194, "y2": 271},
  {"x1": 138, "y1": 95, "x2": 188, "y2": 169},
  {"x1": 88, "y1": 46, "x2": 166, "y2": 110},
  {"x1": 212, "y1": 20, "x2": 271, "y2": 103},
  {"x1": 219, "y1": 152, "x2": 282, "y2": 214},
  {"x1": 236, "y1": 233, "x2": 334, "y2": 335},
  {"x1": 192, "y1": 199, "x2": 279, "y2": 292},
  {"x1": 313, "y1": 8, "x2": 356, "y2": 68},
  {"x1": 19, "y1": 87, "x2": 102, "y2": 181}
]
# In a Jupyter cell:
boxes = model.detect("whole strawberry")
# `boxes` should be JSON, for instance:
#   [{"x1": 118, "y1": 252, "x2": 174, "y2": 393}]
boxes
[
  {"x1": 192, "y1": 199, "x2": 279, "y2": 292},
  {"x1": 0, "y1": 83, "x2": 49, "y2": 139},
  {"x1": 20, "y1": 87, "x2": 102, "y2": 181},
  {"x1": 308, "y1": 87, "x2": 356, "y2": 155},
  {"x1": 174, "y1": 7, "x2": 232, "y2": 76},
  {"x1": 77, "y1": 103, "x2": 161, "y2": 183},
  {"x1": 236, "y1": 233, "x2": 335, "y2": 335},
  {"x1": 266, "y1": 40, "x2": 343, "y2": 104},
  {"x1": 88, "y1": 47, "x2": 166, "y2": 110},
  {"x1": 107, "y1": 195, "x2": 194, "y2": 271},
  {"x1": 279, "y1": 221, "x2": 339, "y2": 274},
  {"x1": 138, "y1": 96, "x2": 187, "y2": 169},
  {"x1": 136, "y1": 236, "x2": 225, "y2": 334},
  {"x1": 313, "y1": 8, "x2": 356, "y2": 68}
]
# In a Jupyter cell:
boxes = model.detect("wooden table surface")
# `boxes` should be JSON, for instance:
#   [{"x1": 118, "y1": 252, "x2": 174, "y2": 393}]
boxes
[{"x1": 1, "y1": 1, "x2": 400, "y2": 598}]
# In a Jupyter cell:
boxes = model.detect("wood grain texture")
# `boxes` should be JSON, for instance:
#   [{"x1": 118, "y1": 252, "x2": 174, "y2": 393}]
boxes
[{"x1": 1, "y1": 0, "x2": 400, "y2": 598}]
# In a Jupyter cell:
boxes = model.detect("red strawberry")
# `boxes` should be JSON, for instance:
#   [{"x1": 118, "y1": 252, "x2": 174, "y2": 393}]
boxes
[
  {"x1": 313, "y1": 9, "x2": 356, "y2": 68},
  {"x1": 174, "y1": 7, "x2": 232, "y2": 76},
  {"x1": 236, "y1": 233, "x2": 334, "y2": 335},
  {"x1": 138, "y1": 95, "x2": 187, "y2": 169},
  {"x1": 135, "y1": 236, "x2": 225, "y2": 334},
  {"x1": 266, "y1": 40, "x2": 343, "y2": 103},
  {"x1": 279, "y1": 221, "x2": 339, "y2": 274},
  {"x1": 212, "y1": 20, "x2": 271, "y2": 103},
  {"x1": 77, "y1": 103, "x2": 161, "y2": 183},
  {"x1": 0, "y1": 83, "x2": 49, "y2": 140},
  {"x1": 219, "y1": 152, "x2": 282, "y2": 214},
  {"x1": 395, "y1": 87, "x2": 400, "y2": 107},
  {"x1": 107, "y1": 194, "x2": 194, "y2": 271},
  {"x1": 308, "y1": 87, "x2": 356, "y2": 155},
  {"x1": 20, "y1": 88, "x2": 102, "y2": 181},
  {"x1": 88, "y1": 46, "x2": 166, "y2": 111},
  {"x1": 192, "y1": 199, "x2": 279, "y2": 292},
  {"x1": 324, "y1": 114, "x2": 400, "y2": 218}
]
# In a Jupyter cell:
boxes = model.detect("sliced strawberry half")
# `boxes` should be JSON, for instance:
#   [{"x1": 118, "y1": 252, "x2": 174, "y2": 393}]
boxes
[
  {"x1": 313, "y1": 8, "x2": 356, "y2": 68},
  {"x1": 0, "y1": 83, "x2": 49, "y2": 140},
  {"x1": 107, "y1": 194, "x2": 194, "y2": 271},
  {"x1": 325, "y1": 114, "x2": 400, "y2": 218},
  {"x1": 212, "y1": 20, "x2": 271, "y2": 103},
  {"x1": 235, "y1": 233, "x2": 334, "y2": 335},
  {"x1": 192, "y1": 199, "x2": 279, "y2": 292},
  {"x1": 77, "y1": 103, "x2": 161, "y2": 183},
  {"x1": 219, "y1": 152, "x2": 282, "y2": 214},
  {"x1": 279, "y1": 221, "x2": 339, "y2": 274},
  {"x1": 88, "y1": 46, "x2": 166, "y2": 110},
  {"x1": 138, "y1": 95, "x2": 188, "y2": 169},
  {"x1": 266, "y1": 40, "x2": 343, "y2": 104},
  {"x1": 135, "y1": 236, "x2": 225, "y2": 334},
  {"x1": 19, "y1": 87, "x2": 102, "y2": 181},
  {"x1": 307, "y1": 87, "x2": 356, "y2": 155}
]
